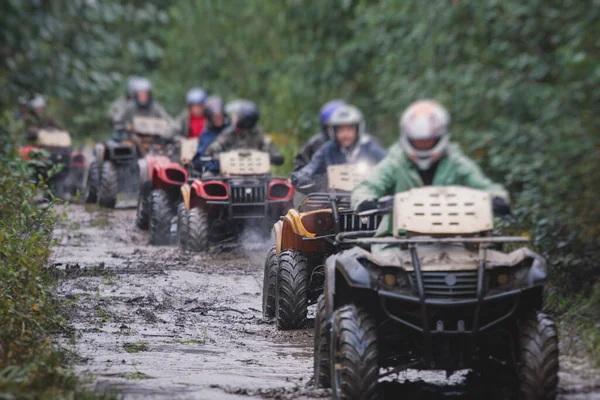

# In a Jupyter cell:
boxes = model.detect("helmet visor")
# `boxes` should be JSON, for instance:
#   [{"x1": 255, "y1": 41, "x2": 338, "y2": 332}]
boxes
[{"x1": 409, "y1": 138, "x2": 440, "y2": 151}]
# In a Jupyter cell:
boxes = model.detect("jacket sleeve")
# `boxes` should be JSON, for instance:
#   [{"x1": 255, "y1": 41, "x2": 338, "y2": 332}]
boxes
[
  {"x1": 293, "y1": 133, "x2": 324, "y2": 171},
  {"x1": 351, "y1": 153, "x2": 399, "y2": 210},
  {"x1": 292, "y1": 143, "x2": 329, "y2": 183},
  {"x1": 261, "y1": 136, "x2": 284, "y2": 166},
  {"x1": 457, "y1": 156, "x2": 510, "y2": 202},
  {"x1": 206, "y1": 128, "x2": 234, "y2": 155}
]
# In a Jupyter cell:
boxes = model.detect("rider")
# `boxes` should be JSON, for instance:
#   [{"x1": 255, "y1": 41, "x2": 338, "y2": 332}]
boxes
[
  {"x1": 113, "y1": 78, "x2": 172, "y2": 141},
  {"x1": 107, "y1": 75, "x2": 140, "y2": 127},
  {"x1": 193, "y1": 96, "x2": 230, "y2": 173},
  {"x1": 351, "y1": 99, "x2": 510, "y2": 237},
  {"x1": 293, "y1": 99, "x2": 345, "y2": 171},
  {"x1": 24, "y1": 94, "x2": 64, "y2": 141},
  {"x1": 291, "y1": 104, "x2": 387, "y2": 188},
  {"x1": 205, "y1": 100, "x2": 284, "y2": 165},
  {"x1": 171, "y1": 87, "x2": 207, "y2": 138}
]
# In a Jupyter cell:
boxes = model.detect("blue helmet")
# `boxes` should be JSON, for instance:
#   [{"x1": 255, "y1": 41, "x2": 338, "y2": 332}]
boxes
[
  {"x1": 320, "y1": 99, "x2": 346, "y2": 125},
  {"x1": 186, "y1": 87, "x2": 207, "y2": 106}
]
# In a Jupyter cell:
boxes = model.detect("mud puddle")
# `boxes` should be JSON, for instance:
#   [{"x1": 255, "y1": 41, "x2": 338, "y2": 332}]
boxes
[{"x1": 51, "y1": 204, "x2": 600, "y2": 399}]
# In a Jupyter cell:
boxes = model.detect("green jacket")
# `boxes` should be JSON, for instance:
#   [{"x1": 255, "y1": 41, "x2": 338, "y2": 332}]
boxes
[
  {"x1": 107, "y1": 96, "x2": 130, "y2": 126},
  {"x1": 351, "y1": 143, "x2": 509, "y2": 237}
]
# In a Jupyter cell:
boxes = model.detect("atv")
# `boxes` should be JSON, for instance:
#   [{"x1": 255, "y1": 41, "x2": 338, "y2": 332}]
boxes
[
  {"x1": 19, "y1": 128, "x2": 87, "y2": 200},
  {"x1": 315, "y1": 186, "x2": 557, "y2": 399},
  {"x1": 263, "y1": 164, "x2": 379, "y2": 330},
  {"x1": 179, "y1": 149, "x2": 294, "y2": 252},
  {"x1": 135, "y1": 137, "x2": 197, "y2": 246},
  {"x1": 85, "y1": 116, "x2": 173, "y2": 208}
]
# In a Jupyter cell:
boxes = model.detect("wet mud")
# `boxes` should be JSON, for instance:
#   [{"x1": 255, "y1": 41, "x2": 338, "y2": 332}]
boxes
[{"x1": 51, "y1": 204, "x2": 600, "y2": 399}]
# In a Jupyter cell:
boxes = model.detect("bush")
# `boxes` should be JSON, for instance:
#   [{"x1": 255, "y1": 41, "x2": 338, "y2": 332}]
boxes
[{"x1": 0, "y1": 118, "x2": 109, "y2": 399}]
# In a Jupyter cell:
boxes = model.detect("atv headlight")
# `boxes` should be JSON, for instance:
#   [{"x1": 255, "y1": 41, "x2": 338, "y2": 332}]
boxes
[
  {"x1": 380, "y1": 268, "x2": 409, "y2": 290},
  {"x1": 489, "y1": 258, "x2": 547, "y2": 290},
  {"x1": 299, "y1": 211, "x2": 334, "y2": 236}
]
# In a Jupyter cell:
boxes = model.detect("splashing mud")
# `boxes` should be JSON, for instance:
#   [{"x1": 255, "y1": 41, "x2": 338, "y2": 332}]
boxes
[{"x1": 51, "y1": 205, "x2": 600, "y2": 399}]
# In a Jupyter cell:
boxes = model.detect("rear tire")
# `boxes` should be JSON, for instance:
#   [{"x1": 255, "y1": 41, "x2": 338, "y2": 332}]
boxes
[
  {"x1": 187, "y1": 207, "x2": 209, "y2": 252},
  {"x1": 262, "y1": 246, "x2": 278, "y2": 318},
  {"x1": 330, "y1": 304, "x2": 378, "y2": 399},
  {"x1": 98, "y1": 161, "x2": 118, "y2": 208},
  {"x1": 149, "y1": 189, "x2": 174, "y2": 245},
  {"x1": 517, "y1": 312, "x2": 559, "y2": 400},
  {"x1": 276, "y1": 249, "x2": 308, "y2": 330},
  {"x1": 314, "y1": 294, "x2": 330, "y2": 388},
  {"x1": 85, "y1": 160, "x2": 99, "y2": 203},
  {"x1": 136, "y1": 181, "x2": 151, "y2": 229},
  {"x1": 177, "y1": 202, "x2": 189, "y2": 251}
]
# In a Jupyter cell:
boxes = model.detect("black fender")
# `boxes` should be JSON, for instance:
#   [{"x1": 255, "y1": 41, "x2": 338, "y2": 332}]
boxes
[{"x1": 323, "y1": 247, "x2": 376, "y2": 322}]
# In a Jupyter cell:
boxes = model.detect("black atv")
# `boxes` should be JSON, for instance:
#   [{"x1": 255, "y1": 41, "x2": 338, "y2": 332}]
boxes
[
  {"x1": 86, "y1": 116, "x2": 173, "y2": 208},
  {"x1": 315, "y1": 186, "x2": 557, "y2": 399}
]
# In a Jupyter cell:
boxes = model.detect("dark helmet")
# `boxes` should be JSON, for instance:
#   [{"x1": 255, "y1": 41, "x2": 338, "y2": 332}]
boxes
[
  {"x1": 235, "y1": 100, "x2": 260, "y2": 130},
  {"x1": 204, "y1": 96, "x2": 225, "y2": 127}
]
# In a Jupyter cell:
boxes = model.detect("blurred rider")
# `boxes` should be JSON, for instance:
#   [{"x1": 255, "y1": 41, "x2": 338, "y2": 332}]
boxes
[
  {"x1": 172, "y1": 87, "x2": 207, "y2": 138},
  {"x1": 205, "y1": 100, "x2": 284, "y2": 166},
  {"x1": 293, "y1": 99, "x2": 345, "y2": 171},
  {"x1": 107, "y1": 75, "x2": 140, "y2": 127},
  {"x1": 291, "y1": 104, "x2": 386, "y2": 188},
  {"x1": 24, "y1": 94, "x2": 64, "y2": 142},
  {"x1": 113, "y1": 78, "x2": 172, "y2": 141},
  {"x1": 351, "y1": 99, "x2": 510, "y2": 237},
  {"x1": 193, "y1": 96, "x2": 230, "y2": 173}
]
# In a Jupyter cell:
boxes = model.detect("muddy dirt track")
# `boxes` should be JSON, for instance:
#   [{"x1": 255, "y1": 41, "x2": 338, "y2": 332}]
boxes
[{"x1": 51, "y1": 203, "x2": 600, "y2": 400}]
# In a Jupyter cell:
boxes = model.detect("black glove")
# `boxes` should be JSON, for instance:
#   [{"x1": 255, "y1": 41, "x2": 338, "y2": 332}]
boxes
[
  {"x1": 492, "y1": 197, "x2": 511, "y2": 217},
  {"x1": 356, "y1": 200, "x2": 378, "y2": 213},
  {"x1": 270, "y1": 154, "x2": 284, "y2": 166},
  {"x1": 291, "y1": 173, "x2": 313, "y2": 189}
]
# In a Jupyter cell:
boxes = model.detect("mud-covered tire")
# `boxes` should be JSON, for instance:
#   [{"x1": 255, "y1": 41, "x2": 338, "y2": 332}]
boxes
[
  {"x1": 149, "y1": 189, "x2": 174, "y2": 245},
  {"x1": 85, "y1": 160, "x2": 99, "y2": 203},
  {"x1": 187, "y1": 207, "x2": 209, "y2": 252},
  {"x1": 276, "y1": 249, "x2": 308, "y2": 330},
  {"x1": 177, "y1": 202, "x2": 189, "y2": 250},
  {"x1": 262, "y1": 246, "x2": 278, "y2": 318},
  {"x1": 330, "y1": 304, "x2": 378, "y2": 399},
  {"x1": 98, "y1": 161, "x2": 118, "y2": 208},
  {"x1": 517, "y1": 312, "x2": 559, "y2": 400},
  {"x1": 314, "y1": 294, "x2": 330, "y2": 388},
  {"x1": 136, "y1": 181, "x2": 151, "y2": 229}
]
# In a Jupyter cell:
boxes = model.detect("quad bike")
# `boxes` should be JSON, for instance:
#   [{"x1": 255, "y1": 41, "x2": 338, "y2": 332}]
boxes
[
  {"x1": 179, "y1": 149, "x2": 294, "y2": 252},
  {"x1": 19, "y1": 128, "x2": 87, "y2": 199},
  {"x1": 135, "y1": 137, "x2": 197, "y2": 245},
  {"x1": 85, "y1": 116, "x2": 173, "y2": 208},
  {"x1": 263, "y1": 164, "x2": 379, "y2": 330},
  {"x1": 314, "y1": 186, "x2": 557, "y2": 399}
]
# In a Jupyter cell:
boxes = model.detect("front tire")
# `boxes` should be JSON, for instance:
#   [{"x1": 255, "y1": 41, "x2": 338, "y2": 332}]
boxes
[
  {"x1": 98, "y1": 161, "x2": 118, "y2": 208},
  {"x1": 187, "y1": 207, "x2": 209, "y2": 252},
  {"x1": 330, "y1": 304, "x2": 379, "y2": 399},
  {"x1": 177, "y1": 202, "x2": 189, "y2": 251},
  {"x1": 314, "y1": 294, "x2": 330, "y2": 388},
  {"x1": 276, "y1": 249, "x2": 309, "y2": 330},
  {"x1": 517, "y1": 312, "x2": 559, "y2": 400},
  {"x1": 149, "y1": 189, "x2": 175, "y2": 245},
  {"x1": 262, "y1": 246, "x2": 278, "y2": 318},
  {"x1": 136, "y1": 181, "x2": 151, "y2": 229},
  {"x1": 85, "y1": 160, "x2": 99, "y2": 204}
]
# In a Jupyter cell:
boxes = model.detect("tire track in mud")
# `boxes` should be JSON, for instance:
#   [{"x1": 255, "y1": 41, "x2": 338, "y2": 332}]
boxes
[{"x1": 51, "y1": 204, "x2": 600, "y2": 399}]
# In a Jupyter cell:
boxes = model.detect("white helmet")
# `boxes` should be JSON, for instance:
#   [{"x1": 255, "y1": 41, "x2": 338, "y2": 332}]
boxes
[
  {"x1": 326, "y1": 104, "x2": 365, "y2": 141},
  {"x1": 30, "y1": 94, "x2": 46, "y2": 109},
  {"x1": 399, "y1": 99, "x2": 450, "y2": 170}
]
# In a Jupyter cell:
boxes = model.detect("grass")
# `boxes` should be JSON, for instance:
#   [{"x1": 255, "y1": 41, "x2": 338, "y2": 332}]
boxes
[
  {"x1": 96, "y1": 307, "x2": 114, "y2": 323},
  {"x1": 124, "y1": 365, "x2": 149, "y2": 380},
  {"x1": 90, "y1": 214, "x2": 110, "y2": 227},
  {"x1": 170, "y1": 328, "x2": 210, "y2": 345},
  {"x1": 123, "y1": 341, "x2": 149, "y2": 353}
]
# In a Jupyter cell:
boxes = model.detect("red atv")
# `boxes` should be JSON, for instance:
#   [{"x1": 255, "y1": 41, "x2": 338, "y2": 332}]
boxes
[
  {"x1": 135, "y1": 138, "x2": 197, "y2": 245},
  {"x1": 179, "y1": 149, "x2": 294, "y2": 252},
  {"x1": 19, "y1": 128, "x2": 87, "y2": 200}
]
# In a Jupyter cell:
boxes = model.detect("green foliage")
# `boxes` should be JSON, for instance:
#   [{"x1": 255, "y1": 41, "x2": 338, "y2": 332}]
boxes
[
  {"x1": 123, "y1": 341, "x2": 149, "y2": 353},
  {"x1": 0, "y1": 116, "x2": 109, "y2": 398}
]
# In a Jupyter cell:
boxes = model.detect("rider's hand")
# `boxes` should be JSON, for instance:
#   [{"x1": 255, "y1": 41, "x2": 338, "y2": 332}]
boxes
[
  {"x1": 291, "y1": 173, "x2": 311, "y2": 188},
  {"x1": 356, "y1": 200, "x2": 378, "y2": 213},
  {"x1": 492, "y1": 196, "x2": 511, "y2": 217}
]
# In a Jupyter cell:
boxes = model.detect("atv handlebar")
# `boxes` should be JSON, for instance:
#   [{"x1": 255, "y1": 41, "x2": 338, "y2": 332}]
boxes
[{"x1": 335, "y1": 231, "x2": 530, "y2": 246}]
